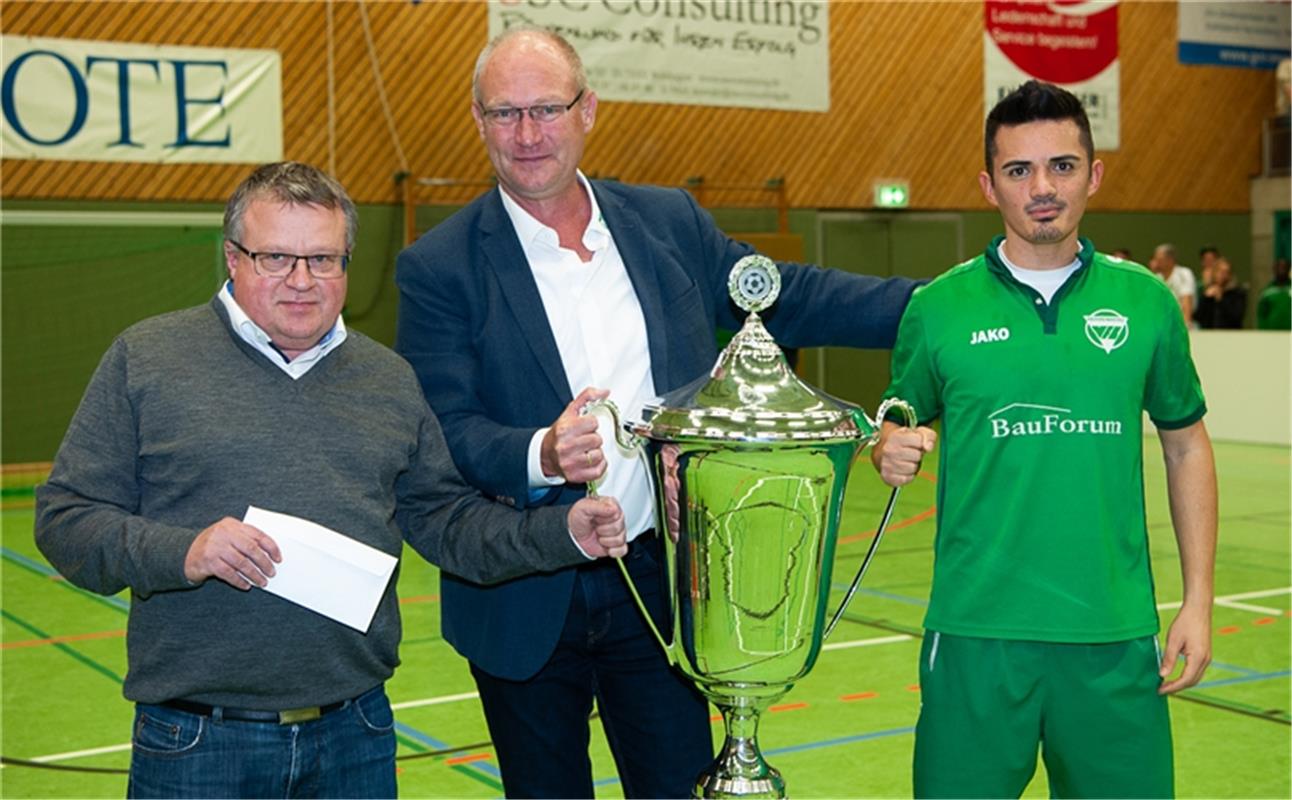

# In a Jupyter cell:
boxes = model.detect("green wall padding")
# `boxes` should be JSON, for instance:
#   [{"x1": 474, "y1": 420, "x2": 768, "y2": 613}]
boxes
[{"x1": 0, "y1": 200, "x2": 1254, "y2": 462}]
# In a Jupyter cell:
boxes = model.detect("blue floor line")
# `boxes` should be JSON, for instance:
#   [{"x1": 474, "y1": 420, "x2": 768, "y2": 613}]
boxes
[
  {"x1": 593, "y1": 725, "x2": 917, "y2": 787},
  {"x1": 1194, "y1": 669, "x2": 1291, "y2": 690},
  {"x1": 394, "y1": 720, "x2": 502, "y2": 778},
  {"x1": 764, "y1": 724, "x2": 917, "y2": 756},
  {"x1": 1, "y1": 546, "x2": 131, "y2": 611},
  {"x1": 1209, "y1": 659, "x2": 1267, "y2": 677},
  {"x1": 831, "y1": 582, "x2": 929, "y2": 607}
]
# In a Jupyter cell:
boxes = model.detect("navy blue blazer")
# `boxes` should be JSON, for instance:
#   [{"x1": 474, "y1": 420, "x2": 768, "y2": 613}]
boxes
[{"x1": 395, "y1": 181, "x2": 918, "y2": 680}]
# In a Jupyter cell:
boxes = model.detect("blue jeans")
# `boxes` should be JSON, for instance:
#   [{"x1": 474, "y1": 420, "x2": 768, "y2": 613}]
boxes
[
  {"x1": 127, "y1": 684, "x2": 397, "y2": 799},
  {"x1": 471, "y1": 533, "x2": 713, "y2": 798}
]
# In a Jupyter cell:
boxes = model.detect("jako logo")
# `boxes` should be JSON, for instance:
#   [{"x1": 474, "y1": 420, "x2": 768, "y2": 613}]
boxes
[
  {"x1": 970, "y1": 327, "x2": 1010, "y2": 345},
  {"x1": 988, "y1": 403, "x2": 1123, "y2": 439}
]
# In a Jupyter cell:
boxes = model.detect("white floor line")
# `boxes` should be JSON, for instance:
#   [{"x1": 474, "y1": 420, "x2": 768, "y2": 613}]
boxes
[
  {"x1": 29, "y1": 742, "x2": 131, "y2": 763},
  {"x1": 1158, "y1": 585, "x2": 1291, "y2": 613},
  {"x1": 390, "y1": 690, "x2": 480, "y2": 711},
  {"x1": 16, "y1": 694, "x2": 484, "y2": 765},
  {"x1": 1213, "y1": 587, "x2": 1292, "y2": 602},
  {"x1": 1215, "y1": 599, "x2": 1286, "y2": 615},
  {"x1": 18, "y1": 588, "x2": 1289, "y2": 767},
  {"x1": 822, "y1": 634, "x2": 914, "y2": 651}
]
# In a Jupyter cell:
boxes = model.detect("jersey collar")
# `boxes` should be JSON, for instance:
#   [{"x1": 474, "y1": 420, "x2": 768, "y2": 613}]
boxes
[{"x1": 982, "y1": 235, "x2": 1097, "y2": 334}]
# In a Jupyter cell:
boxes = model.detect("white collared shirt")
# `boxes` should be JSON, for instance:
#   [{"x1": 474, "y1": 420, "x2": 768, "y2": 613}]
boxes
[
  {"x1": 217, "y1": 282, "x2": 346, "y2": 379},
  {"x1": 500, "y1": 173, "x2": 657, "y2": 542}
]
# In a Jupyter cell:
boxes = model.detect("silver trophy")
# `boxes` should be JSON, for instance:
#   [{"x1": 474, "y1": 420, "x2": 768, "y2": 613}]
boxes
[{"x1": 585, "y1": 255, "x2": 916, "y2": 798}]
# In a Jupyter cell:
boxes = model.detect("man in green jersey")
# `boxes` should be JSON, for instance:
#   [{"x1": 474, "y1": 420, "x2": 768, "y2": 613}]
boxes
[{"x1": 873, "y1": 81, "x2": 1218, "y2": 798}]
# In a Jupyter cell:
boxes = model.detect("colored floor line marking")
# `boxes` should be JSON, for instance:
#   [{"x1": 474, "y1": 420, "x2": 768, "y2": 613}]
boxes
[
  {"x1": 1159, "y1": 586, "x2": 1291, "y2": 612},
  {"x1": 1218, "y1": 625, "x2": 1243, "y2": 635},
  {"x1": 593, "y1": 725, "x2": 919, "y2": 787},
  {"x1": 832, "y1": 585, "x2": 928, "y2": 607},
  {"x1": 1217, "y1": 600, "x2": 1286, "y2": 614},
  {"x1": 29, "y1": 743, "x2": 130, "y2": 764},
  {"x1": 770, "y1": 702, "x2": 808, "y2": 713},
  {"x1": 1194, "y1": 669, "x2": 1292, "y2": 690},
  {"x1": 1175, "y1": 690, "x2": 1292, "y2": 724},
  {"x1": 399, "y1": 594, "x2": 439, "y2": 605},
  {"x1": 839, "y1": 507, "x2": 937, "y2": 545},
  {"x1": 1210, "y1": 660, "x2": 1265, "y2": 677},
  {"x1": 394, "y1": 732, "x2": 429, "y2": 753},
  {"x1": 822, "y1": 634, "x2": 914, "y2": 651},
  {"x1": 840, "y1": 692, "x2": 878, "y2": 702},
  {"x1": 394, "y1": 720, "x2": 502, "y2": 785},
  {"x1": 391, "y1": 691, "x2": 479, "y2": 710},
  {"x1": 839, "y1": 471, "x2": 937, "y2": 544},
  {"x1": 764, "y1": 725, "x2": 916, "y2": 757},
  {"x1": 2, "y1": 628, "x2": 125, "y2": 650},
  {"x1": 1, "y1": 547, "x2": 130, "y2": 614},
  {"x1": 444, "y1": 753, "x2": 492, "y2": 766},
  {"x1": 0, "y1": 609, "x2": 123, "y2": 685}
]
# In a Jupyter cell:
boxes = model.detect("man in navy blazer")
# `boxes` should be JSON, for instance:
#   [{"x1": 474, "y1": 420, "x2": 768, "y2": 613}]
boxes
[{"x1": 396, "y1": 27, "x2": 920, "y2": 799}]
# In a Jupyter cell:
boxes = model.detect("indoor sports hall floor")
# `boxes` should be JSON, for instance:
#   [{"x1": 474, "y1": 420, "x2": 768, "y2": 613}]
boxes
[{"x1": 2, "y1": 439, "x2": 1288, "y2": 798}]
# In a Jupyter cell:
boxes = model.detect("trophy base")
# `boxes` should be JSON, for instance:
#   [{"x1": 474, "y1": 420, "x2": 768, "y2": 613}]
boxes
[
  {"x1": 694, "y1": 763, "x2": 785, "y2": 799},
  {"x1": 692, "y1": 702, "x2": 786, "y2": 799}
]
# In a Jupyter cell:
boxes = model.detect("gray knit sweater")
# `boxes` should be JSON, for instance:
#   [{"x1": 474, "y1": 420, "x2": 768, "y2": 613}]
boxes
[{"x1": 35, "y1": 298, "x2": 580, "y2": 708}]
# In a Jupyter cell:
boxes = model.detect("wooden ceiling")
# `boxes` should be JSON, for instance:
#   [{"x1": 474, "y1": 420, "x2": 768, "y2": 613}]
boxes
[{"x1": 1, "y1": 2, "x2": 1276, "y2": 211}]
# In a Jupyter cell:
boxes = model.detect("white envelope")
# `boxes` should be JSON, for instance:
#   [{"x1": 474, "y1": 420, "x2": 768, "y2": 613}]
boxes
[{"x1": 243, "y1": 505, "x2": 398, "y2": 634}]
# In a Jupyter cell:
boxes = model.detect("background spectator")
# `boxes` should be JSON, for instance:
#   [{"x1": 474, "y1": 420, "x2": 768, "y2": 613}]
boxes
[
  {"x1": 1196, "y1": 256, "x2": 1248, "y2": 329},
  {"x1": 1150, "y1": 243, "x2": 1197, "y2": 327},
  {"x1": 1256, "y1": 257, "x2": 1291, "y2": 330}
]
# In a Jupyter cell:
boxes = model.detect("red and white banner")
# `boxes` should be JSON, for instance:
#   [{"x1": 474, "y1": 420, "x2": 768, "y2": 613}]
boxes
[{"x1": 984, "y1": 1, "x2": 1119, "y2": 150}]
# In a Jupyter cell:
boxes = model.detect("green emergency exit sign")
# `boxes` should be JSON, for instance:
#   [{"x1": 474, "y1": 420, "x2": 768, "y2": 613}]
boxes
[{"x1": 874, "y1": 181, "x2": 910, "y2": 208}]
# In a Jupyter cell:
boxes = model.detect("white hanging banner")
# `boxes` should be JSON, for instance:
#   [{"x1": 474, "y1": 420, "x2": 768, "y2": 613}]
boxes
[
  {"x1": 486, "y1": 1, "x2": 830, "y2": 112},
  {"x1": 983, "y1": 1, "x2": 1120, "y2": 151},
  {"x1": 1177, "y1": 1, "x2": 1290, "y2": 70},
  {"x1": 2, "y1": 36, "x2": 282, "y2": 163}
]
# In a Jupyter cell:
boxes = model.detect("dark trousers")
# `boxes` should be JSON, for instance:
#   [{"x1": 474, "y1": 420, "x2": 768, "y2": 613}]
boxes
[{"x1": 471, "y1": 533, "x2": 713, "y2": 798}]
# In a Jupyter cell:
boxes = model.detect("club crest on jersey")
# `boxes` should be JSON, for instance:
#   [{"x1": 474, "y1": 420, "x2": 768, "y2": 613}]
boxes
[
  {"x1": 1083, "y1": 308, "x2": 1129, "y2": 354},
  {"x1": 970, "y1": 327, "x2": 1011, "y2": 345}
]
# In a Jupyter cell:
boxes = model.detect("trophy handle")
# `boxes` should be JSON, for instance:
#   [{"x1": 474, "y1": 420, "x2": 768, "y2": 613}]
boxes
[
  {"x1": 822, "y1": 397, "x2": 920, "y2": 640},
  {"x1": 579, "y1": 398, "x2": 676, "y2": 662}
]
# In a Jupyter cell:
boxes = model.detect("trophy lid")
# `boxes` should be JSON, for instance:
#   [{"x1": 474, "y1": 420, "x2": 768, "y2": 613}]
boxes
[{"x1": 631, "y1": 256, "x2": 874, "y2": 443}]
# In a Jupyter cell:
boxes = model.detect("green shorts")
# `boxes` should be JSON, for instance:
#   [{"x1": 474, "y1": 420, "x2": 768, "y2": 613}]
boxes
[{"x1": 913, "y1": 632, "x2": 1173, "y2": 799}]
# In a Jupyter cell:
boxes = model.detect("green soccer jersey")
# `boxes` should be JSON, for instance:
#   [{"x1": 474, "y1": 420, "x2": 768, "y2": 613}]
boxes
[{"x1": 884, "y1": 237, "x2": 1206, "y2": 642}]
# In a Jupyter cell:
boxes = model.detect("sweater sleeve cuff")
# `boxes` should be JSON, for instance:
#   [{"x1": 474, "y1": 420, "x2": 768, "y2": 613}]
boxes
[{"x1": 144, "y1": 524, "x2": 204, "y2": 593}]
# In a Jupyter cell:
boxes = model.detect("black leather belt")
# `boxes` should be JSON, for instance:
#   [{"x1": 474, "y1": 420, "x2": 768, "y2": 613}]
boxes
[{"x1": 159, "y1": 697, "x2": 349, "y2": 725}]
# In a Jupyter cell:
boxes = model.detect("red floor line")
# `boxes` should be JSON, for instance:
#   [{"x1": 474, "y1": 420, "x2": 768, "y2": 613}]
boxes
[
  {"x1": 840, "y1": 505, "x2": 938, "y2": 544},
  {"x1": 1, "y1": 628, "x2": 125, "y2": 650},
  {"x1": 770, "y1": 702, "x2": 809, "y2": 713},
  {"x1": 840, "y1": 692, "x2": 878, "y2": 702},
  {"x1": 445, "y1": 753, "x2": 492, "y2": 766},
  {"x1": 399, "y1": 594, "x2": 440, "y2": 605}
]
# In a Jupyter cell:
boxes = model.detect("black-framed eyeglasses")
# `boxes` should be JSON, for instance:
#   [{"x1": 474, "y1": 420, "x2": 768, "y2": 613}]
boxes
[
  {"x1": 479, "y1": 89, "x2": 585, "y2": 128},
  {"x1": 229, "y1": 240, "x2": 349, "y2": 280}
]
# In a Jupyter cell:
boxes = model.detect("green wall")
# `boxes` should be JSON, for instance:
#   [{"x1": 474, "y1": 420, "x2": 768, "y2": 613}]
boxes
[
  {"x1": 0, "y1": 200, "x2": 406, "y2": 463},
  {"x1": 0, "y1": 199, "x2": 1255, "y2": 462}
]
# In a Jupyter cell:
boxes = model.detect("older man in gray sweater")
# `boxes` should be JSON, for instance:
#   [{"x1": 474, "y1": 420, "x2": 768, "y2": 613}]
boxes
[{"x1": 35, "y1": 162, "x2": 627, "y2": 799}]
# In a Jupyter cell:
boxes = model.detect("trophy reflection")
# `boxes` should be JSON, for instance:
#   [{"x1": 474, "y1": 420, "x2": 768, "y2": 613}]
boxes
[{"x1": 586, "y1": 256, "x2": 915, "y2": 798}]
